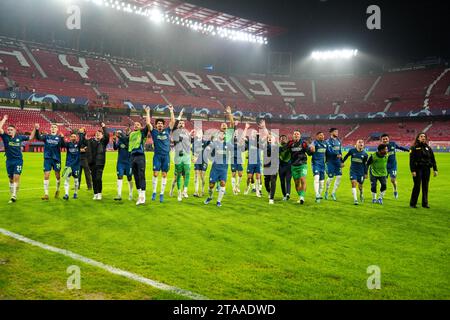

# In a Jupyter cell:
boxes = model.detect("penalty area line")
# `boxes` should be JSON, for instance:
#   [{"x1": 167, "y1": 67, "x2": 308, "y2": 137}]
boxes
[{"x1": 0, "y1": 227, "x2": 208, "y2": 300}]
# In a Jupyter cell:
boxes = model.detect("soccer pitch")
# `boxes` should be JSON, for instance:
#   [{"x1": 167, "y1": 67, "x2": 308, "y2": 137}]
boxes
[{"x1": 0, "y1": 152, "x2": 449, "y2": 300}]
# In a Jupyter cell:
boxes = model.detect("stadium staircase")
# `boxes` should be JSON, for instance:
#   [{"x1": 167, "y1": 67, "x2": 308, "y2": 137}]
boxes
[
  {"x1": 423, "y1": 122, "x2": 433, "y2": 133},
  {"x1": 229, "y1": 76, "x2": 255, "y2": 101},
  {"x1": 21, "y1": 43, "x2": 47, "y2": 78},
  {"x1": 364, "y1": 76, "x2": 381, "y2": 101},
  {"x1": 383, "y1": 101, "x2": 393, "y2": 112},
  {"x1": 424, "y1": 68, "x2": 450, "y2": 108},
  {"x1": 345, "y1": 124, "x2": 360, "y2": 139},
  {"x1": 107, "y1": 61, "x2": 128, "y2": 88}
]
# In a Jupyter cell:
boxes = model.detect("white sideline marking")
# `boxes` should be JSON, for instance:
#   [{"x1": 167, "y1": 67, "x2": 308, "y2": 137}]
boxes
[
  {"x1": 0, "y1": 183, "x2": 116, "y2": 193},
  {"x1": 0, "y1": 227, "x2": 208, "y2": 300}
]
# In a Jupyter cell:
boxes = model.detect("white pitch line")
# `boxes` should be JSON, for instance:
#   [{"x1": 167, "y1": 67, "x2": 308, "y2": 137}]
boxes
[
  {"x1": 0, "y1": 227, "x2": 208, "y2": 300},
  {"x1": 0, "y1": 183, "x2": 116, "y2": 193}
]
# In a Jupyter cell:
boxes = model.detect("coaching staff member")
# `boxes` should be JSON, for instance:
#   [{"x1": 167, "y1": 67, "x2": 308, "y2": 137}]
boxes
[
  {"x1": 87, "y1": 123, "x2": 110, "y2": 200},
  {"x1": 409, "y1": 132, "x2": 438, "y2": 209},
  {"x1": 78, "y1": 127, "x2": 92, "y2": 190}
]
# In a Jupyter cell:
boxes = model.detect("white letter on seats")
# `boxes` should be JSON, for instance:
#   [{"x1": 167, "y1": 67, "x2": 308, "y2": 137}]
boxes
[
  {"x1": 273, "y1": 81, "x2": 305, "y2": 97},
  {"x1": 178, "y1": 71, "x2": 210, "y2": 90},
  {"x1": 120, "y1": 67, "x2": 149, "y2": 83},
  {"x1": 146, "y1": 72, "x2": 175, "y2": 86},
  {"x1": 59, "y1": 54, "x2": 89, "y2": 79},
  {"x1": 0, "y1": 50, "x2": 31, "y2": 67},
  {"x1": 207, "y1": 75, "x2": 237, "y2": 93},
  {"x1": 247, "y1": 80, "x2": 272, "y2": 96}
]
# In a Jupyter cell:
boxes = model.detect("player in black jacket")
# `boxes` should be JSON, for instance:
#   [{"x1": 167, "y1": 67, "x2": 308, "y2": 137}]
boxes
[{"x1": 409, "y1": 133, "x2": 438, "y2": 208}]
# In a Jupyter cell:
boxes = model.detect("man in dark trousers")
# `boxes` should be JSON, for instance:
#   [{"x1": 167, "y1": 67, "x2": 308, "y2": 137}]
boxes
[
  {"x1": 87, "y1": 123, "x2": 110, "y2": 200},
  {"x1": 409, "y1": 133, "x2": 438, "y2": 209},
  {"x1": 78, "y1": 127, "x2": 92, "y2": 190}
]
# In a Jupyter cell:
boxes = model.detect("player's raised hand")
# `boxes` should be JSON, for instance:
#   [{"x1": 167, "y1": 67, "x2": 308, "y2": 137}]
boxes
[
  {"x1": 101, "y1": 122, "x2": 106, "y2": 128},
  {"x1": 2, "y1": 115, "x2": 7, "y2": 121},
  {"x1": 79, "y1": 127, "x2": 85, "y2": 134},
  {"x1": 309, "y1": 144, "x2": 316, "y2": 153},
  {"x1": 245, "y1": 122, "x2": 251, "y2": 130},
  {"x1": 168, "y1": 104, "x2": 174, "y2": 112},
  {"x1": 143, "y1": 105, "x2": 150, "y2": 113},
  {"x1": 34, "y1": 123, "x2": 40, "y2": 130},
  {"x1": 225, "y1": 106, "x2": 232, "y2": 114}
]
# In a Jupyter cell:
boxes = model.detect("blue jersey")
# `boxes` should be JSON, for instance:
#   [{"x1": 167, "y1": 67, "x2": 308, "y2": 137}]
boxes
[
  {"x1": 114, "y1": 135, "x2": 131, "y2": 164},
  {"x1": 1, "y1": 134, "x2": 29, "y2": 161},
  {"x1": 342, "y1": 148, "x2": 369, "y2": 176},
  {"x1": 63, "y1": 141, "x2": 81, "y2": 168},
  {"x1": 36, "y1": 131, "x2": 63, "y2": 161},
  {"x1": 326, "y1": 137, "x2": 342, "y2": 163},
  {"x1": 386, "y1": 141, "x2": 409, "y2": 168},
  {"x1": 245, "y1": 138, "x2": 261, "y2": 165},
  {"x1": 151, "y1": 128, "x2": 171, "y2": 156},
  {"x1": 312, "y1": 140, "x2": 327, "y2": 167}
]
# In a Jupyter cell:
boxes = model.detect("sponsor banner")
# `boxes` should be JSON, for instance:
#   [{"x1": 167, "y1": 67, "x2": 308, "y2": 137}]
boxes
[{"x1": 0, "y1": 90, "x2": 89, "y2": 105}]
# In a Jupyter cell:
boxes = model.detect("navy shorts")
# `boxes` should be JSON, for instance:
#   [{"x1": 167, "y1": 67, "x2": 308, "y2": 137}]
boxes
[
  {"x1": 44, "y1": 159, "x2": 61, "y2": 172},
  {"x1": 326, "y1": 161, "x2": 342, "y2": 177},
  {"x1": 117, "y1": 161, "x2": 132, "y2": 178},
  {"x1": 194, "y1": 162, "x2": 208, "y2": 172},
  {"x1": 63, "y1": 166, "x2": 80, "y2": 179},
  {"x1": 153, "y1": 154, "x2": 170, "y2": 172},
  {"x1": 6, "y1": 159, "x2": 23, "y2": 177},
  {"x1": 350, "y1": 172, "x2": 365, "y2": 184},
  {"x1": 209, "y1": 166, "x2": 228, "y2": 183},
  {"x1": 387, "y1": 166, "x2": 397, "y2": 178},
  {"x1": 231, "y1": 163, "x2": 244, "y2": 172},
  {"x1": 247, "y1": 164, "x2": 261, "y2": 175},
  {"x1": 312, "y1": 164, "x2": 325, "y2": 180}
]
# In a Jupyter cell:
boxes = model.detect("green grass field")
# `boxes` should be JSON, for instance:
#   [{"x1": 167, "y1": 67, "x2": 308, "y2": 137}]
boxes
[{"x1": 0, "y1": 152, "x2": 449, "y2": 300}]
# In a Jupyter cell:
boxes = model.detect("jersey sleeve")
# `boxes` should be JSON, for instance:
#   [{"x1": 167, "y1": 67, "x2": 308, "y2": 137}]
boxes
[
  {"x1": 395, "y1": 143, "x2": 410, "y2": 152},
  {"x1": 19, "y1": 135, "x2": 30, "y2": 142},
  {"x1": 342, "y1": 149, "x2": 352, "y2": 163}
]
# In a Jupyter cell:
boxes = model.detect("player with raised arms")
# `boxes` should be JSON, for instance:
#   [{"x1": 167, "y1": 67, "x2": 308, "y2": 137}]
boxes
[
  {"x1": 0, "y1": 115, "x2": 35, "y2": 203},
  {"x1": 34, "y1": 123, "x2": 64, "y2": 201},
  {"x1": 150, "y1": 105, "x2": 175, "y2": 203}
]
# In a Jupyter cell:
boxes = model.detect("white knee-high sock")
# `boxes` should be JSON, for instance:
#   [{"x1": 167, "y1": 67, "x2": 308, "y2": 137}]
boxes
[
  {"x1": 372, "y1": 192, "x2": 377, "y2": 200},
  {"x1": 44, "y1": 180, "x2": 49, "y2": 195},
  {"x1": 218, "y1": 186, "x2": 225, "y2": 202},
  {"x1": 201, "y1": 174, "x2": 206, "y2": 193},
  {"x1": 208, "y1": 186, "x2": 214, "y2": 198},
  {"x1": 56, "y1": 179, "x2": 61, "y2": 191},
  {"x1": 12, "y1": 183, "x2": 18, "y2": 197},
  {"x1": 128, "y1": 180, "x2": 133, "y2": 197},
  {"x1": 231, "y1": 177, "x2": 236, "y2": 190},
  {"x1": 237, "y1": 176, "x2": 242, "y2": 189},
  {"x1": 314, "y1": 175, "x2": 320, "y2": 197},
  {"x1": 152, "y1": 176, "x2": 158, "y2": 194},
  {"x1": 160, "y1": 177, "x2": 167, "y2": 195},
  {"x1": 255, "y1": 178, "x2": 261, "y2": 194},
  {"x1": 325, "y1": 178, "x2": 332, "y2": 193},
  {"x1": 117, "y1": 179, "x2": 123, "y2": 196},
  {"x1": 194, "y1": 173, "x2": 199, "y2": 193},
  {"x1": 380, "y1": 190, "x2": 386, "y2": 199},
  {"x1": 352, "y1": 187, "x2": 357, "y2": 201},
  {"x1": 332, "y1": 176, "x2": 341, "y2": 193},
  {"x1": 9, "y1": 183, "x2": 14, "y2": 196},
  {"x1": 64, "y1": 177, "x2": 70, "y2": 195},
  {"x1": 74, "y1": 179, "x2": 79, "y2": 195},
  {"x1": 319, "y1": 180, "x2": 325, "y2": 194}
]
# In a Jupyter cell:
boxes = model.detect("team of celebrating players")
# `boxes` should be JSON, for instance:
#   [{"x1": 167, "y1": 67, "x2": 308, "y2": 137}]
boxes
[{"x1": 0, "y1": 106, "x2": 438, "y2": 208}]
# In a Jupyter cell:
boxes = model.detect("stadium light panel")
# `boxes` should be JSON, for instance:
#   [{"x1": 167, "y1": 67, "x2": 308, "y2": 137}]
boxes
[{"x1": 311, "y1": 49, "x2": 358, "y2": 60}]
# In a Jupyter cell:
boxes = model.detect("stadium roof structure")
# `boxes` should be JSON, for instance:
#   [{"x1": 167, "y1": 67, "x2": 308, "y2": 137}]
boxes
[{"x1": 129, "y1": 0, "x2": 287, "y2": 37}]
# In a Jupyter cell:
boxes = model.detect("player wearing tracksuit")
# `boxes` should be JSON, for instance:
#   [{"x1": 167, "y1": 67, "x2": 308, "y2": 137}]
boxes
[
  {"x1": 367, "y1": 144, "x2": 389, "y2": 205},
  {"x1": 278, "y1": 135, "x2": 292, "y2": 201},
  {"x1": 230, "y1": 133, "x2": 245, "y2": 195}
]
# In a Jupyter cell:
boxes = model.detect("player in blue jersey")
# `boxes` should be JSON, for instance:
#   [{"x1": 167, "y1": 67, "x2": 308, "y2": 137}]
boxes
[
  {"x1": 61, "y1": 129, "x2": 85, "y2": 200},
  {"x1": 113, "y1": 128, "x2": 133, "y2": 201},
  {"x1": 324, "y1": 128, "x2": 344, "y2": 201},
  {"x1": 192, "y1": 129, "x2": 210, "y2": 197},
  {"x1": 34, "y1": 123, "x2": 64, "y2": 201},
  {"x1": 149, "y1": 105, "x2": 175, "y2": 203},
  {"x1": 342, "y1": 139, "x2": 369, "y2": 205},
  {"x1": 230, "y1": 125, "x2": 247, "y2": 195},
  {"x1": 0, "y1": 115, "x2": 35, "y2": 203},
  {"x1": 380, "y1": 134, "x2": 409, "y2": 199},
  {"x1": 311, "y1": 131, "x2": 327, "y2": 203}
]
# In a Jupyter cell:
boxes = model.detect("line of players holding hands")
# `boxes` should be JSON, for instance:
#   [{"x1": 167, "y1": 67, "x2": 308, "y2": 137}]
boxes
[{"x1": 0, "y1": 106, "x2": 410, "y2": 207}]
